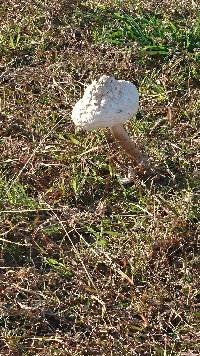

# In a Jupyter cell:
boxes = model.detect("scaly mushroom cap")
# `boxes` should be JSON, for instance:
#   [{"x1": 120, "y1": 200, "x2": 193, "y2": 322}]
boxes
[{"x1": 71, "y1": 75, "x2": 139, "y2": 130}]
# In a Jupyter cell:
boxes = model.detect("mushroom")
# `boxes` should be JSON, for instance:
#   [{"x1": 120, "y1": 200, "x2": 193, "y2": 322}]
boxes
[{"x1": 71, "y1": 75, "x2": 151, "y2": 175}]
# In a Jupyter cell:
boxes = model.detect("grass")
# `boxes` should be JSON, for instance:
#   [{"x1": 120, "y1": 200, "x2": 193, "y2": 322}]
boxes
[
  {"x1": 76, "y1": 6, "x2": 200, "y2": 58},
  {"x1": 0, "y1": 0, "x2": 199, "y2": 354}
]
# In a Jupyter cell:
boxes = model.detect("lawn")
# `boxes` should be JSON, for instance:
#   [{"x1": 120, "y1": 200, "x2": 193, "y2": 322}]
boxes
[{"x1": 0, "y1": 0, "x2": 199, "y2": 355}]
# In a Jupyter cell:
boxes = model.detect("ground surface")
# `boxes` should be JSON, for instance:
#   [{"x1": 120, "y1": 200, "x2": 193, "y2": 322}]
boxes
[{"x1": 0, "y1": 0, "x2": 199, "y2": 355}]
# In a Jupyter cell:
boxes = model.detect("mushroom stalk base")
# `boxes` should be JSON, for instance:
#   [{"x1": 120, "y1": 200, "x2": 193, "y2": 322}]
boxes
[{"x1": 110, "y1": 124, "x2": 150, "y2": 174}]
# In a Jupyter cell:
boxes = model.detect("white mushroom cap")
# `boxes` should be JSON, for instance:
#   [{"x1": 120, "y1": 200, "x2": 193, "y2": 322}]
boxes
[{"x1": 71, "y1": 75, "x2": 139, "y2": 130}]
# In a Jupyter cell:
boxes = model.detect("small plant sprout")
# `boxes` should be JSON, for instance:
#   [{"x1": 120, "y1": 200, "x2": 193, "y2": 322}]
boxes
[{"x1": 71, "y1": 75, "x2": 151, "y2": 176}]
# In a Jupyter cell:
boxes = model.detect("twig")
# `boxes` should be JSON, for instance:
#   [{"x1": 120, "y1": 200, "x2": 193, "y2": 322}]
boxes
[{"x1": 0, "y1": 237, "x2": 31, "y2": 246}]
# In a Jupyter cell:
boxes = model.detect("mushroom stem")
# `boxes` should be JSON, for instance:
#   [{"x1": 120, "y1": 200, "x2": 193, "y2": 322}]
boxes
[{"x1": 110, "y1": 124, "x2": 150, "y2": 174}]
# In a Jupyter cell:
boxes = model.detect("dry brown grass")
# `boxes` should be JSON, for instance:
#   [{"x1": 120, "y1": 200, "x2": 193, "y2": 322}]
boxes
[{"x1": 0, "y1": 0, "x2": 199, "y2": 355}]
